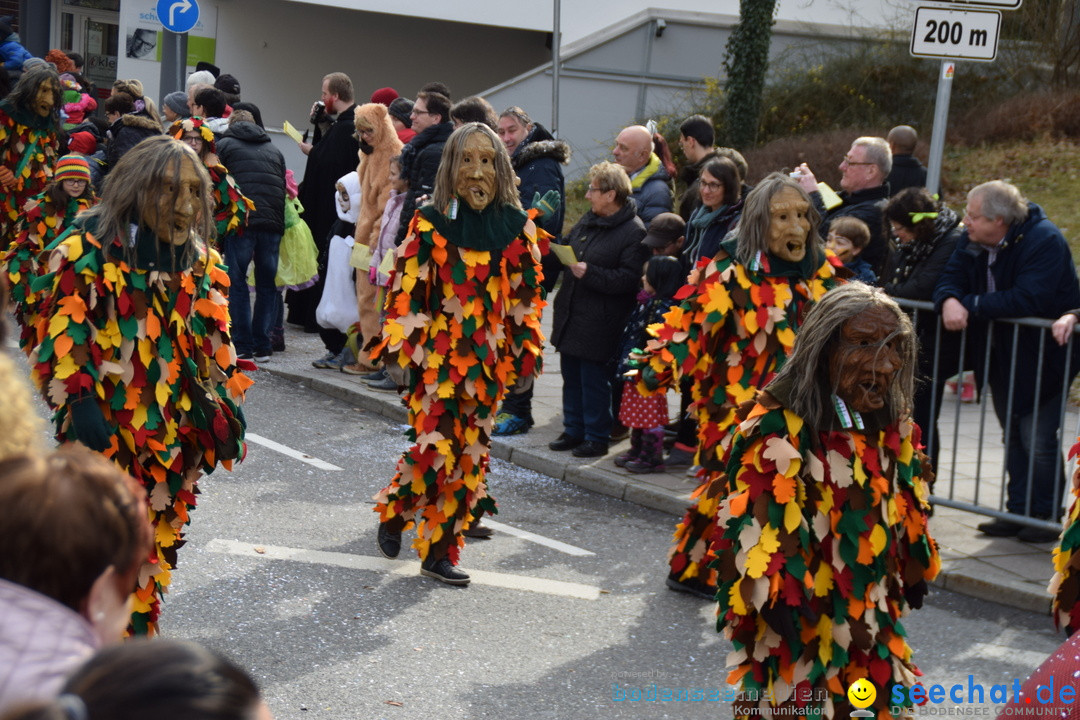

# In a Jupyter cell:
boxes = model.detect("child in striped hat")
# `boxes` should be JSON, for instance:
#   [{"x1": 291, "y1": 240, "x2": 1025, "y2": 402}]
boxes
[{"x1": 3, "y1": 153, "x2": 97, "y2": 353}]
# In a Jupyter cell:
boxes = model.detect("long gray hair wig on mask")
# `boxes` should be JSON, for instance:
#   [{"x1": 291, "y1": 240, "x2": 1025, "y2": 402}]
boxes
[
  {"x1": 92, "y1": 135, "x2": 214, "y2": 269},
  {"x1": 430, "y1": 122, "x2": 521, "y2": 214},
  {"x1": 767, "y1": 282, "x2": 916, "y2": 427},
  {"x1": 731, "y1": 172, "x2": 822, "y2": 266}
]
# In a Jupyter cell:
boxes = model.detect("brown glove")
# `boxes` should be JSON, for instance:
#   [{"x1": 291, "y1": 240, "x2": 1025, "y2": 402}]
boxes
[{"x1": 0, "y1": 167, "x2": 15, "y2": 190}]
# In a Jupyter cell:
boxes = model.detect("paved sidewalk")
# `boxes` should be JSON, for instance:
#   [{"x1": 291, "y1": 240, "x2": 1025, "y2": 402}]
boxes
[{"x1": 259, "y1": 320, "x2": 1060, "y2": 616}]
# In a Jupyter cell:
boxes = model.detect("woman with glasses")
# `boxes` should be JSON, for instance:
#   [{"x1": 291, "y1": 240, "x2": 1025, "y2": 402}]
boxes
[
  {"x1": 880, "y1": 186, "x2": 964, "y2": 469},
  {"x1": 168, "y1": 116, "x2": 253, "y2": 251},
  {"x1": 679, "y1": 157, "x2": 743, "y2": 268},
  {"x1": 549, "y1": 162, "x2": 649, "y2": 458}
]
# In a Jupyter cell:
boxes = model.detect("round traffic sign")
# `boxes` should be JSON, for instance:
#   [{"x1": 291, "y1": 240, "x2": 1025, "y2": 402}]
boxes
[{"x1": 157, "y1": 0, "x2": 200, "y2": 34}]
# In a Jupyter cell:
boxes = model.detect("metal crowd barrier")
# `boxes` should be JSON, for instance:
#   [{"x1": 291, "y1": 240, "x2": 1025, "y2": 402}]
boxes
[{"x1": 894, "y1": 298, "x2": 1077, "y2": 531}]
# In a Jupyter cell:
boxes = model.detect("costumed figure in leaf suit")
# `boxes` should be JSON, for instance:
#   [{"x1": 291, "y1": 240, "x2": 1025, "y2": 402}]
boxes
[
  {"x1": 636, "y1": 173, "x2": 844, "y2": 599},
  {"x1": 4, "y1": 154, "x2": 98, "y2": 353},
  {"x1": 29, "y1": 136, "x2": 253, "y2": 634},
  {"x1": 1051, "y1": 440, "x2": 1080, "y2": 634},
  {"x1": 168, "y1": 116, "x2": 253, "y2": 244},
  {"x1": 370, "y1": 123, "x2": 550, "y2": 585},
  {"x1": 713, "y1": 283, "x2": 939, "y2": 719},
  {"x1": 0, "y1": 64, "x2": 62, "y2": 245}
]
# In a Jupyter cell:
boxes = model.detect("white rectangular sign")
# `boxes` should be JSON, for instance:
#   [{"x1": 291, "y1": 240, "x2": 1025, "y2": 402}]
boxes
[
  {"x1": 910, "y1": 7, "x2": 1001, "y2": 62},
  {"x1": 912, "y1": 0, "x2": 1019, "y2": 7}
]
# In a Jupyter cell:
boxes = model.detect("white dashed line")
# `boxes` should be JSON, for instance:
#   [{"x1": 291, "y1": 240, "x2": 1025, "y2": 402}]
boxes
[
  {"x1": 205, "y1": 539, "x2": 602, "y2": 600},
  {"x1": 484, "y1": 519, "x2": 596, "y2": 557},
  {"x1": 244, "y1": 432, "x2": 343, "y2": 471}
]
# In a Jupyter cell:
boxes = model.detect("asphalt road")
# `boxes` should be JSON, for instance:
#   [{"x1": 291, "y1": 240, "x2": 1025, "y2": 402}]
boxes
[{"x1": 12, "y1": 355, "x2": 1071, "y2": 719}]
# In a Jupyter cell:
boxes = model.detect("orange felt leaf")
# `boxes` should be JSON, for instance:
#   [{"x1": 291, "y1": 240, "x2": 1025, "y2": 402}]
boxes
[
  {"x1": 886, "y1": 631, "x2": 908, "y2": 658},
  {"x1": 727, "y1": 490, "x2": 749, "y2": 517},
  {"x1": 56, "y1": 295, "x2": 87, "y2": 323},
  {"x1": 772, "y1": 473, "x2": 796, "y2": 503},
  {"x1": 856, "y1": 535, "x2": 873, "y2": 564},
  {"x1": 848, "y1": 596, "x2": 866, "y2": 619},
  {"x1": 194, "y1": 298, "x2": 227, "y2": 323},
  {"x1": 214, "y1": 343, "x2": 232, "y2": 368},
  {"x1": 145, "y1": 312, "x2": 161, "y2": 340},
  {"x1": 53, "y1": 332, "x2": 74, "y2": 358}
]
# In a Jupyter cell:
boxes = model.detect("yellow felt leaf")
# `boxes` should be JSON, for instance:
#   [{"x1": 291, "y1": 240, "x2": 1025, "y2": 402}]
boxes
[
  {"x1": 702, "y1": 282, "x2": 733, "y2": 316},
  {"x1": 898, "y1": 433, "x2": 914, "y2": 464},
  {"x1": 54, "y1": 354, "x2": 78, "y2": 380},
  {"x1": 783, "y1": 501, "x2": 801, "y2": 533},
  {"x1": 775, "y1": 326, "x2": 795, "y2": 350},
  {"x1": 155, "y1": 382, "x2": 170, "y2": 408},
  {"x1": 817, "y1": 615, "x2": 833, "y2": 665},
  {"x1": 853, "y1": 456, "x2": 867, "y2": 486},
  {"x1": 813, "y1": 563, "x2": 834, "y2": 597},
  {"x1": 745, "y1": 524, "x2": 779, "y2": 578},
  {"x1": 155, "y1": 517, "x2": 178, "y2": 547},
  {"x1": 783, "y1": 409, "x2": 804, "y2": 438},
  {"x1": 728, "y1": 578, "x2": 747, "y2": 615},
  {"x1": 869, "y1": 524, "x2": 888, "y2": 555},
  {"x1": 65, "y1": 234, "x2": 83, "y2": 260},
  {"x1": 48, "y1": 313, "x2": 70, "y2": 338}
]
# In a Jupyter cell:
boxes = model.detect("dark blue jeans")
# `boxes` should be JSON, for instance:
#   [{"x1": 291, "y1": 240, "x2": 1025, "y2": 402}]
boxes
[
  {"x1": 990, "y1": 388, "x2": 1065, "y2": 519},
  {"x1": 560, "y1": 353, "x2": 613, "y2": 443},
  {"x1": 225, "y1": 229, "x2": 282, "y2": 356}
]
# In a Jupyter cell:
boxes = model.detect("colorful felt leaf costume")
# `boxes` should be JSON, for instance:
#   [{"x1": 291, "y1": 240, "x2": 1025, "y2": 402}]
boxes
[
  {"x1": 1050, "y1": 437, "x2": 1080, "y2": 631},
  {"x1": 713, "y1": 385, "x2": 939, "y2": 719},
  {"x1": 639, "y1": 236, "x2": 843, "y2": 589},
  {"x1": 3, "y1": 189, "x2": 97, "y2": 353},
  {"x1": 371, "y1": 203, "x2": 547, "y2": 562},
  {"x1": 208, "y1": 160, "x2": 253, "y2": 240},
  {"x1": 29, "y1": 219, "x2": 253, "y2": 634},
  {"x1": 0, "y1": 99, "x2": 61, "y2": 244}
]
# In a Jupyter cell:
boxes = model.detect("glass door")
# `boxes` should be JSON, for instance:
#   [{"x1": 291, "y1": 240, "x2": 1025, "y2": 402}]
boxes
[{"x1": 56, "y1": 4, "x2": 120, "y2": 99}]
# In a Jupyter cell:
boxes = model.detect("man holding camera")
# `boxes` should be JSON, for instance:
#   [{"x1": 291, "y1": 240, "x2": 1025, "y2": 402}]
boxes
[{"x1": 288, "y1": 72, "x2": 359, "y2": 332}]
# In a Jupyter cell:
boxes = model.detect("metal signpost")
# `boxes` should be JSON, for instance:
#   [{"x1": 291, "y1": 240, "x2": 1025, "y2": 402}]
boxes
[
  {"x1": 158, "y1": 0, "x2": 201, "y2": 97},
  {"x1": 911, "y1": 0, "x2": 1019, "y2": 196}
]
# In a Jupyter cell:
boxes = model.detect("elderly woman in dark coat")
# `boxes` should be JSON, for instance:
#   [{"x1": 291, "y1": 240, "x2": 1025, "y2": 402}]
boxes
[
  {"x1": 880, "y1": 186, "x2": 963, "y2": 469},
  {"x1": 550, "y1": 161, "x2": 648, "y2": 458}
]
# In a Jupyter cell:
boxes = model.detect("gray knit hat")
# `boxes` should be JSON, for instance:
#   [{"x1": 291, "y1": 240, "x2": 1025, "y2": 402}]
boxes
[{"x1": 163, "y1": 91, "x2": 190, "y2": 118}]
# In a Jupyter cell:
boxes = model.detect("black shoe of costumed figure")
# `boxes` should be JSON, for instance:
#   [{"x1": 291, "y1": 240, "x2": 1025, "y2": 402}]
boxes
[
  {"x1": 421, "y1": 556, "x2": 471, "y2": 585},
  {"x1": 376, "y1": 523, "x2": 401, "y2": 559},
  {"x1": 665, "y1": 575, "x2": 716, "y2": 600},
  {"x1": 462, "y1": 520, "x2": 494, "y2": 539}
]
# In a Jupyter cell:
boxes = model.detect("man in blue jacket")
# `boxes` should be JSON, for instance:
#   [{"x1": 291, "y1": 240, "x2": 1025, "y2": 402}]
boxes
[{"x1": 934, "y1": 180, "x2": 1080, "y2": 543}]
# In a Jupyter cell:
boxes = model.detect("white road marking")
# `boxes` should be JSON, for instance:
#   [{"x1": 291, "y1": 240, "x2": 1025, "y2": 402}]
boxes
[
  {"x1": 483, "y1": 519, "x2": 595, "y2": 557},
  {"x1": 952, "y1": 642, "x2": 1051, "y2": 667},
  {"x1": 244, "y1": 433, "x2": 342, "y2": 471},
  {"x1": 205, "y1": 539, "x2": 602, "y2": 600}
]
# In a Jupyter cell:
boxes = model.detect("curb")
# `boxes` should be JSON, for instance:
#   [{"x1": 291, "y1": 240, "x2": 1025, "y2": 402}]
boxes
[{"x1": 264, "y1": 366, "x2": 1052, "y2": 614}]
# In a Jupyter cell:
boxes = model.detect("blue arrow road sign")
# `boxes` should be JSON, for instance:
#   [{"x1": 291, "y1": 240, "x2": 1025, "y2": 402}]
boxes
[{"x1": 157, "y1": 0, "x2": 200, "y2": 33}]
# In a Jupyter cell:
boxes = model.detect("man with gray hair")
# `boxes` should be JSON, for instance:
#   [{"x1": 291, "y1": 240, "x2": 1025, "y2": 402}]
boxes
[
  {"x1": 934, "y1": 180, "x2": 1080, "y2": 543},
  {"x1": 795, "y1": 136, "x2": 892, "y2": 274}
]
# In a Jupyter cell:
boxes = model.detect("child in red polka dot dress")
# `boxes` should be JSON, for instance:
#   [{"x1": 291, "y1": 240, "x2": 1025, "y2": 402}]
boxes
[{"x1": 614, "y1": 255, "x2": 685, "y2": 473}]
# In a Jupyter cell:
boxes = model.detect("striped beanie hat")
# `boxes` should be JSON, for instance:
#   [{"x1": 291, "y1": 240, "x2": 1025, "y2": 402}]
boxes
[{"x1": 53, "y1": 154, "x2": 91, "y2": 183}]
